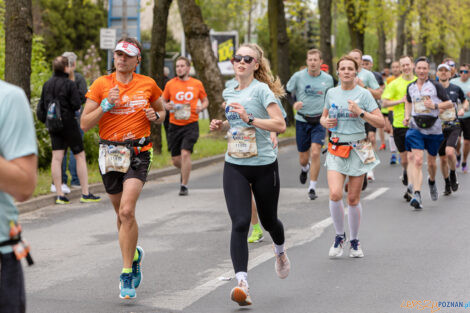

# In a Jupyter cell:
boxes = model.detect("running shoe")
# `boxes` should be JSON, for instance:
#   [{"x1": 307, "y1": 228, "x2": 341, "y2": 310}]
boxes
[
  {"x1": 450, "y1": 172, "x2": 459, "y2": 192},
  {"x1": 390, "y1": 154, "x2": 397, "y2": 164},
  {"x1": 230, "y1": 280, "x2": 252, "y2": 306},
  {"x1": 55, "y1": 195, "x2": 70, "y2": 205},
  {"x1": 274, "y1": 249, "x2": 290, "y2": 279},
  {"x1": 179, "y1": 185, "x2": 188, "y2": 196},
  {"x1": 248, "y1": 228, "x2": 264, "y2": 243},
  {"x1": 308, "y1": 188, "x2": 318, "y2": 200},
  {"x1": 379, "y1": 143, "x2": 386, "y2": 150},
  {"x1": 367, "y1": 171, "x2": 375, "y2": 181},
  {"x1": 401, "y1": 170, "x2": 408, "y2": 186},
  {"x1": 410, "y1": 192, "x2": 423, "y2": 210},
  {"x1": 404, "y1": 186, "x2": 413, "y2": 202},
  {"x1": 349, "y1": 239, "x2": 364, "y2": 258},
  {"x1": 132, "y1": 246, "x2": 144, "y2": 288},
  {"x1": 428, "y1": 179, "x2": 438, "y2": 201},
  {"x1": 119, "y1": 272, "x2": 136, "y2": 299},
  {"x1": 444, "y1": 181, "x2": 452, "y2": 196},
  {"x1": 463, "y1": 164, "x2": 468, "y2": 173},
  {"x1": 80, "y1": 193, "x2": 101, "y2": 203},
  {"x1": 51, "y1": 183, "x2": 71, "y2": 194},
  {"x1": 299, "y1": 164, "x2": 309, "y2": 184},
  {"x1": 329, "y1": 233, "x2": 346, "y2": 258}
]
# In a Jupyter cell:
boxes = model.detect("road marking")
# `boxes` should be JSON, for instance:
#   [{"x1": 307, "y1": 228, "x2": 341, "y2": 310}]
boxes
[{"x1": 363, "y1": 187, "x2": 389, "y2": 200}]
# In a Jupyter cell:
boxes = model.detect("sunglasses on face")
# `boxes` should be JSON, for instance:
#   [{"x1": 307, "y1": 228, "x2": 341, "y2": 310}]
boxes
[
  {"x1": 460, "y1": 70, "x2": 469, "y2": 74},
  {"x1": 231, "y1": 55, "x2": 256, "y2": 64}
]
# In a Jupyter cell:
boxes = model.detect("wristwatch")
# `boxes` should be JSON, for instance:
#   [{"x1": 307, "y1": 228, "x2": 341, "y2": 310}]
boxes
[
  {"x1": 247, "y1": 113, "x2": 255, "y2": 125},
  {"x1": 155, "y1": 111, "x2": 160, "y2": 120},
  {"x1": 359, "y1": 111, "x2": 365, "y2": 118}
]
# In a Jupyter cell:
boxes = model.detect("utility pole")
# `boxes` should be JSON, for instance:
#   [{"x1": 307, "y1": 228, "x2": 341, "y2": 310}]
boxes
[{"x1": 122, "y1": 0, "x2": 128, "y2": 37}]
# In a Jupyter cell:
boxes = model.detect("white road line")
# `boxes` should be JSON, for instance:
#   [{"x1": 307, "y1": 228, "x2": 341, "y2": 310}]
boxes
[{"x1": 363, "y1": 187, "x2": 389, "y2": 200}]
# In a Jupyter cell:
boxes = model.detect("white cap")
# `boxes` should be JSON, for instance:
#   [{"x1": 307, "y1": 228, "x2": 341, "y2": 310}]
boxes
[
  {"x1": 114, "y1": 41, "x2": 140, "y2": 57},
  {"x1": 437, "y1": 63, "x2": 451, "y2": 71},
  {"x1": 362, "y1": 55, "x2": 373, "y2": 63}
]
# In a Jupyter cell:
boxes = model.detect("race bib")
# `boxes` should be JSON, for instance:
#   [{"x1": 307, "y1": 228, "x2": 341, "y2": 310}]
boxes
[
  {"x1": 352, "y1": 140, "x2": 376, "y2": 164},
  {"x1": 439, "y1": 108, "x2": 456, "y2": 122},
  {"x1": 98, "y1": 144, "x2": 131, "y2": 174},
  {"x1": 174, "y1": 103, "x2": 191, "y2": 120},
  {"x1": 227, "y1": 127, "x2": 257, "y2": 158},
  {"x1": 414, "y1": 96, "x2": 431, "y2": 114}
]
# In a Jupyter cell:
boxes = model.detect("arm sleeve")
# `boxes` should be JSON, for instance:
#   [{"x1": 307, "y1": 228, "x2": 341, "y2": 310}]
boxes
[
  {"x1": 381, "y1": 82, "x2": 395, "y2": 100},
  {"x1": 260, "y1": 84, "x2": 279, "y2": 109},
  {"x1": 162, "y1": 82, "x2": 171, "y2": 101},
  {"x1": 435, "y1": 82, "x2": 450, "y2": 101},
  {"x1": 324, "y1": 89, "x2": 332, "y2": 110},
  {"x1": 406, "y1": 84, "x2": 412, "y2": 103},
  {"x1": 363, "y1": 90, "x2": 379, "y2": 112},
  {"x1": 76, "y1": 75, "x2": 88, "y2": 103},
  {"x1": 457, "y1": 86, "x2": 466, "y2": 103},
  {"x1": 69, "y1": 81, "x2": 82, "y2": 111},
  {"x1": 368, "y1": 72, "x2": 380, "y2": 89},
  {"x1": 198, "y1": 81, "x2": 207, "y2": 99},
  {"x1": 85, "y1": 78, "x2": 104, "y2": 103},
  {"x1": 286, "y1": 73, "x2": 297, "y2": 93}
]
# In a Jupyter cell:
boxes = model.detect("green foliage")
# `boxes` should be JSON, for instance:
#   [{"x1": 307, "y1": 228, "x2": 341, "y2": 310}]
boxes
[{"x1": 76, "y1": 44, "x2": 102, "y2": 84}]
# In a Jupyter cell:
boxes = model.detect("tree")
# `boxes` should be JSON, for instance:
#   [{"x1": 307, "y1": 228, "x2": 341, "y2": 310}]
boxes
[
  {"x1": 177, "y1": 0, "x2": 225, "y2": 120},
  {"x1": 343, "y1": 0, "x2": 370, "y2": 51},
  {"x1": 4, "y1": 0, "x2": 33, "y2": 99},
  {"x1": 149, "y1": 0, "x2": 173, "y2": 154},
  {"x1": 268, "y1": 0, "x2": 293, "y2": 124},
  {"x1": 319, "y1": 0, "x2": 333, "y2": 73}
]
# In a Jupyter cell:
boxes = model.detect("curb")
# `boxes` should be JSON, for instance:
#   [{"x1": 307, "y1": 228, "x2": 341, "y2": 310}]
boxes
[{"x1": 17, "y1": 137, "x2": 295, "y2": 214}]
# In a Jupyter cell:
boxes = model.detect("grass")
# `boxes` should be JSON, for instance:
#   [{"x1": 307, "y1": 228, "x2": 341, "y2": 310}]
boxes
[{"x1": 33, "y1": 119, "x2": 295, "y2": 197}]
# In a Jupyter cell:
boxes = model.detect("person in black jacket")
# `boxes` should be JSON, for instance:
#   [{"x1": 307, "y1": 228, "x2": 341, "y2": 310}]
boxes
[{"x1": 38, "y1": 56, "x2": 100, "y2": 204}]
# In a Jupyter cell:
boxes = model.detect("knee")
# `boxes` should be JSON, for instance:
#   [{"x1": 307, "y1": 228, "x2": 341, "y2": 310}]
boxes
[
  {"x1": 414, "y1": 156, "x2": 423, "y2": 167},
  {"x1": 330, "y1": 191, "x2": 343, "y2": 202},
  {"x1": 119, "y1": 206, "x2": 136, "y2": 223},
  {"x1": 347, "y1": 196, "x2": 360, "y2": 206},
  {"x1": 260, "y1": 218, "x2": 277, "y2": 232},
  {"x1": 181, "y1": 150, "x2": 191, "y2": 159},
  {"x1": 310, "y1": 150, "x2": 321, "y2": 159},
  {"x1": 232, "y1": 217, "x2": 251, "y2": 234}
]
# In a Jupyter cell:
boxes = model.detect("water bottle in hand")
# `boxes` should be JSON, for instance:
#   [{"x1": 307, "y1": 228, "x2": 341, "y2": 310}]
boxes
[{"x1": 328, "y1": 103, "x2": 338, "y2": 132}]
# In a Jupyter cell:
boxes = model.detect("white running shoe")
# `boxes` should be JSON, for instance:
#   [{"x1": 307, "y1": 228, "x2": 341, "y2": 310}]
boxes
[
  {"x1": 51, "y1": 183, "x2": 71, "y2": 194},
  {"x1": 349, "y1": 239, "x2": 364, "y2": 258},
  {"x1": 230, "y1": 280, "x2": 252, "y2": 306},
  {"x1": 329, "y1": 233, "x2": 346, "y2": 258},
  {"x1": 367, "y1": 171, "x2": 375, "y2": 181},
  {"x1": 274, "y1": 249, "x2": 290, "y2": 279}
]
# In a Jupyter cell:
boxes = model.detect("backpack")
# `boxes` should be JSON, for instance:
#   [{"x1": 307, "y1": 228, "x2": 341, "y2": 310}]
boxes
[{"x1": 45, "y1": 98, "x2": 63, "y2": 133}]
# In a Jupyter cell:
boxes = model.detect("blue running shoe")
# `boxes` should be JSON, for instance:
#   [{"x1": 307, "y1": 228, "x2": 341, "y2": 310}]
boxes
[
  {"x1": 390, "y1": 154, "x2": 397, "y2": 165},
  {"x1": 132, "y1": 246, "x2": 144, "y2": 288},
  {"x1": 119, "y1": 273, "x2": 136, "y2": 299}
]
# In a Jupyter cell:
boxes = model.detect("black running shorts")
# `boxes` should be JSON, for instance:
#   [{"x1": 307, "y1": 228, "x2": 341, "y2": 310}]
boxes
[
  {"x1": 168, "y1": 122, "x2": 199, "y2": 157},
  {"x1": 393, "y1": 127, "x2": 409, "y2": 153},
  {"x1": 49, "y1": 118, "x2": 84, "y2": 154},
  {"x1": 438, "y1": 126, "x2": 461, "y2": 156}
]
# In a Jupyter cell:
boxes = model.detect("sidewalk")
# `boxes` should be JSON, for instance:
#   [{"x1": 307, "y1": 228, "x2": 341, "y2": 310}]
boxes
[{"x1": 18, "y1": 137, "x2": 295, "y2": 214}]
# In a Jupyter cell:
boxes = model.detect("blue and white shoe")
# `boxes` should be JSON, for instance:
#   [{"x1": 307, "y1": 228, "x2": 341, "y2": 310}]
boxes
[
  {"x1": 349, "y1": 239, "x2": 364, "y2": 258},
  {"x1": 119, "y1": 273, "x2": 136, "y2": 299},
  {"x1": 329, "y1": 233, "x2": 346, "y2": 258},
  {"x1": 132, "y1": 246, "x2": 144, "y2": 289}
]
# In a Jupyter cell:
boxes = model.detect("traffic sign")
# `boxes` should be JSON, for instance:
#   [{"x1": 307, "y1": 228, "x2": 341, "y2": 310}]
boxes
[{"x1": 100, "y1": 28, "x2": 117, "y2": 50}]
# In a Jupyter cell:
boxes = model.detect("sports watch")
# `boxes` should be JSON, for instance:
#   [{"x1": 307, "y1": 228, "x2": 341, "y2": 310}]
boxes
[
  {"x1": 247, "y1": 113, "x2": 255, "y2": 125},
  {"x1": 360, "y1": 111, "x2": 365, "y2": 118}
]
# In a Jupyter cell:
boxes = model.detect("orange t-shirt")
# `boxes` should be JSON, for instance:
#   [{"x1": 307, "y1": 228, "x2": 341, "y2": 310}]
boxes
[
  {"x1": 163, "y1": 77, "x2": 207, "y2": 126},
  {"x1": 86, "y1": 72, "x2": 162, "y2": 150}
]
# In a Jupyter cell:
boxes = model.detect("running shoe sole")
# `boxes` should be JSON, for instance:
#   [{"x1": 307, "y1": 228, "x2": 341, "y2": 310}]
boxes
[
  {"x1": 349, "y1": 249, "x2": 364, "y2": 258},
  {"x1": 248, "y1": 235, "x2": 264, "y2": 243},
  {"x1": 410, "y1": 198, "x2": 423, "y2": 210},
  {"x1": 119, "y1": 283, "x2": 136, "y2": 299},
  {"x1": 230, "y1": 287, "x2": 252, "y2": 306},
  {"x1": 80, "y1": 198, "x2": 101, "y2": 203}
]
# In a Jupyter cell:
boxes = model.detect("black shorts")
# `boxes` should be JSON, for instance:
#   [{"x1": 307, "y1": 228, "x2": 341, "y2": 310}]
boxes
[
  {"x1": 438, "y1": 126, "x2": 461, "y2": 156},
  {"x1": 365, "y1": 122, "x2": 376, "y2": 134},
  {"x1": 460, "y1": 117, "x2": 470, "y2": 140},
  {"x1": 393, "y1": 127, "x2": 409, "y2": 153},
  {"x1": 0, "y1": 252, "x2": 25, "y2": 313},
  {"x1": 168, "y1": 122, "x2": 199, "y2": 157},
  {"x1": 388, "y1": 111, "x2": 394, "y2": 125},
  {"x1": 100, "y1": 150, "x2": 151, "y2": 194},
  {"x1": 49, "y1": 118, "x2": 84, "y2": 154}
]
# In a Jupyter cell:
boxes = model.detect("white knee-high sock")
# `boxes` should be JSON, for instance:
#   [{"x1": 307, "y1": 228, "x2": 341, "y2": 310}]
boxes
[
  {"x1": 348, "y1": 203, "x2": 362, "y2": 240},
  {"x1": 329, "y1": 199, "x2": 345, "y2": 235}
]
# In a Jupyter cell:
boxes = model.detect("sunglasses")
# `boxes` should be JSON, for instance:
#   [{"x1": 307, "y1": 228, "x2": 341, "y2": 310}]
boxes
[
  {"x1": 460, "y1": 70, "x2": 469, "y2": 74},
  {"x1": 231, "y1": 55, "x2": 256, "y2": 64}
]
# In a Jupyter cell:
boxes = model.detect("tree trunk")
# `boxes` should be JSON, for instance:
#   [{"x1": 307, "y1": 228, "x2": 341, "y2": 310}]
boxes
[
  {"x1": 344, "y1": 0, "x2": 368, "y2": 51},
  {"x1": 319, "y1": 0, "x2": 333, "y2": 74},
  {"x1": 395, "y1": 0, "x2": 406, "y2": 59},
  {"x1": 4, "y1": 0, "x2": 32, "y2": 100},
  {"x1": 177, "y1": 0, "x2": 225, "y2": 121},
  {"x1": 376, "y1": 0, "x2": 386, "y2": 70},
  {"x1": 149, "y1": 0, "x2": 173, "y2": 154},
  {"x1": 417, "y1": 13, "x2": 428, "y2": 57},
  {"x1": 460, "y1": 45, "x2": 470, "y2": 65},
  {"x1": 268, "y1": 0, "x2": 294, "y2": 125}
]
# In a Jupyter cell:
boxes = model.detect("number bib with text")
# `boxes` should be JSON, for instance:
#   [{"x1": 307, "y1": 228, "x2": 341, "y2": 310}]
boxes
[
  {"x1": 414, "y1": 97, "x2": 431, "y2": 114},
  {"x1": 174, "y1": 103, "x2": 191, "y2": 120},
  {"x1": 98, "y1": 144, "x2": 131, "y2": 174},
  {"x1": 227, "y1": 127, "x2": 257, "y2": 158},
  {"x1": 439, "y1": 108, "x2": 456, "y2": 122},
  {"x1": 352, "y1": 140, "x2": 376, "y2": 164}
]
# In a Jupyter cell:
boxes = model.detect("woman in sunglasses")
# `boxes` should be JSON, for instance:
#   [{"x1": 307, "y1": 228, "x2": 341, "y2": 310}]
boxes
[
  {"x1": 210, "y1": 43, "x2": 289, "y2": 306},
  {"x1": 320, "y1": 55, "x2": 384, "y2": 259}
]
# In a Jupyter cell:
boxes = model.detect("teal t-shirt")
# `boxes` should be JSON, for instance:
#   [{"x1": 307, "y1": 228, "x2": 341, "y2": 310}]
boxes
[
  {"x1": 358, "y1": 68, "x2": 380, "y2": 90},
  {"x1": 0, "y1": 80, "x2": 38, "y2": 254},
  {"x1": 286, "y1": 69, "x2": 334, "y2": 122},
  {"x1": 223, "y1": 79, "x2": 279, "y2": 166},
  {"x1": 450, "y1": 77, "x2": 470, "y2": 119},
  {"x1": 324, "y1": 85, "x2": 378, "y2": 142}
]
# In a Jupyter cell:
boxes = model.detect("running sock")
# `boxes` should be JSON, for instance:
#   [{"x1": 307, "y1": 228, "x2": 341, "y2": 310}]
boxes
[
  {"x1": 181, "y1": 184, "x2": 188, "y2": 188},
  {"x1": 133, "y1": 249, "x2": 139, "y2": 262},
  {"x1": 301, "y1": 163, "x2": 310, "y2": 172},
  {"x1": 309, "y1": 180, "x2": 317, "y2": 191},
  {"x1": 389, "y1": 136, "x2": 397, "y2": 153},
  {"x1": 235, "y1": 272, "x2": 248, "y2": 285},
  {"x1": 414, "y1": 190, "x2": 421, "y2": 196},
  {"x1": 445, "y1": 177, "x2": 451, "y2": 185},
  {"x1": 450, "y1": 170, "x2": 456, "y2": 180},
  {"x1": 122, "y1": 268, "x2": 132, "y2": 274},
  {"x1": 348, "y1": 203, "x2": 362, "y2": 241},
  {"x1": 457, "y1": 154, "x2": 461, "y2": 162},
  {"x1": 462, "y1": 162, "x2": 467, "y2": 168},
  {"x1": 274, "y1": 243, "x2": 285, "y2": 255},
  {"x1": 329, "y1": 199, "x2": 345, "y2": 235},
  {"x1": 252, "y1": 223, "x2": 262, "y2": 232},
  {"x1": 428, "y1": 179, "x2": 435, "y2": 185}
]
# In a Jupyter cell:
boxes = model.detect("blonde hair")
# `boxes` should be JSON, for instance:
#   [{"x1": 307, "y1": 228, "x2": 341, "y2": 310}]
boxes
[{"x1": 238, "y1": 43, "x2": 286, "y2": 98}]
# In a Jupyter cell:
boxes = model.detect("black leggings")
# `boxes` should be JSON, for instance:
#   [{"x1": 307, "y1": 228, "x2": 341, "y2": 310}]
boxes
[{"x1": 223, "y1": 160, "x2": 285, "y2": 273}]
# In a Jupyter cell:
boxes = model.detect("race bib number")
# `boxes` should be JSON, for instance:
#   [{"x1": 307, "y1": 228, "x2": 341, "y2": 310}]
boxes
[
  {"x1": 414, "y1": 96, "x2": 431, "y2": 114},
  {"x1": 439, "y1": 108, "x2": 456, "y2": 122},
  {"x1": 174, "y1": 103, "x2": 191, "y2": 120},
  {"x1": 98, "y1": 144, "x2": 131, "y2": 174},
  {"x1": 352, "y1": 140, "x2": 376, "y2": 164},
  {"x1": 227, "y1": 127, "x2": 257, "y2": 158}
]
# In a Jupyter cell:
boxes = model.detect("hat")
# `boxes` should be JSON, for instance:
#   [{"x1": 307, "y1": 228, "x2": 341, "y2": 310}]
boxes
[
  {"x1": 321, "y1": 64, "x2": 329, "y2": 71},
  {"x1": 437, "y1": 63, "x2": 451, "y2": 71},
  {"x1": 445, "y1": 60, "x2": 456, "y2": 67},
  {"x1": 114, "y1": 41, "x2": 141, "y2": 57},
  {"x1": 362, "y1": 55, "x2": 373, "y2": 63}
]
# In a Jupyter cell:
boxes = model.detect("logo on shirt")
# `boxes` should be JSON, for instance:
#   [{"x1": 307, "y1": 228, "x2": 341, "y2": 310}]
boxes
[
  {"x1": 176, "y1": 91, "x2": 194, "y2": 102},
  {"x1": 305, "y1": 85, "x2": 323, "y2": 96}
]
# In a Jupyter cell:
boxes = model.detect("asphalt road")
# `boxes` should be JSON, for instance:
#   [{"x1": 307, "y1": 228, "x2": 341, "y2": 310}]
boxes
[{"x1": 22, "y1": 144, "x2": 470, "y2": 313}]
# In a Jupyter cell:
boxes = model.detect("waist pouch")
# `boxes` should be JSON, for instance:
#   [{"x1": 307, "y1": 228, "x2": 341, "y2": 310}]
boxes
[
  {"x1": 327, "y1": 139, "x2": 353, "y2": 158},
  {"x1": 298, "y1": 112, "x2": 322, "y2": 126},
  {"x1": 413, "y1": 115, "x2": 438, "y2": 129}
]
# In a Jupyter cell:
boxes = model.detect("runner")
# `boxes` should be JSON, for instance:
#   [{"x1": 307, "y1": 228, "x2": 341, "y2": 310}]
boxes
[
  {"x1": 436, "y1": 64, "x2": 468, "y2": 195},
  {"x1": 163, "y1": 56, "x2": 208, "y2": 195},
  {"x1": 348, "y1": 50, "x2": 382, "y2": 181},
  {"x1": 382, "y1": 55, "x2": 417, "y2": 201},
  {"x1": 403, "y1": 57, "x2": 452, "y2": 209},
  {"x1": 210, "y1": 43, "x2": 289, "y2": 306},
  {"x1": 81, "y1": 37, "x2": 165, "y2": 299},
  {"x1": 320, "y1": 55, "x2": 384, "y2": 258},
  {"x1": 387, "y1": 61, "x2": 401, "y2": 84},
  {"x1": 384, "y1": 60, "x2": 402, "y2": 164},
  {"x1": 286, "y1": 49, "x2": 334, "y2": 200},
  {"x1": 450, "y1": 63, "x2": 470, "y2": 173}
]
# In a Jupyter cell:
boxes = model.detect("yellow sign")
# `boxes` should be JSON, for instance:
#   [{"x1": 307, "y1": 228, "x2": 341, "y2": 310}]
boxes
[{"x1": 218, "y1": 39, "x2": 234, "y2": 62}]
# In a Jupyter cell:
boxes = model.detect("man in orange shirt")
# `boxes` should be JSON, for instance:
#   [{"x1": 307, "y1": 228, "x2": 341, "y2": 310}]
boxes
[
  {"x1": 163, "y1": 56, "x2": 208, "y2": 196},
  {"x1": 81, "y1": 37, "x2": 165, "y2": 299}
]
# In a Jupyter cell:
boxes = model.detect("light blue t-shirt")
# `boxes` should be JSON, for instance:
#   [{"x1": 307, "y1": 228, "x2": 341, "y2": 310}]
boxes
[
  {"x1": 358, "y1": 68, "x2": 380, "y2": 90},
  {"x1": 286, "y1": 69, "x2": 334, "y2": 122},
  {"x1": 0, "y1": 80, "x2": 38, "y2": 254},
  {"x1": 223, "y1": 79, "x2": 279, "y2": 166},
  {"x1": 450, "y1": 77, "x2": 470, "y2": 119},
  {"x1": 324, "y1": 85, "x2": 378, "y2": 142}
]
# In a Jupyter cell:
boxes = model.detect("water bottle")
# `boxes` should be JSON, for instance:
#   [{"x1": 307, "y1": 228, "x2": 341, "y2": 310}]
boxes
[
  {"x1": 328, "y1": 103, "x2": 338, "y2": 132},
  {"x1": 47, "y1": 103, "x2": 56, "y2": 119}
]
